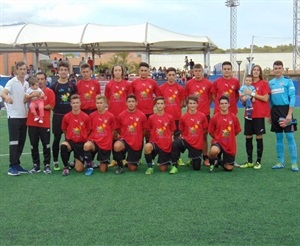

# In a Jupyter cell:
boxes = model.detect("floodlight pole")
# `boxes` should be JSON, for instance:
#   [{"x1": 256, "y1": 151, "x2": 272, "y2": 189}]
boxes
[{"x1": 236, "y1": 60, "x2": 242, "y2": 82}]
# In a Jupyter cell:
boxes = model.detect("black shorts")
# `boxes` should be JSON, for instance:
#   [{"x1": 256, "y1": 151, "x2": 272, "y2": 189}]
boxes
[
  {"x1": 244, "y1": 118, "x2": 266, "y2": 136},
  {"x1": 149, "y1": 142, "x2": 171, "y2": 165},
  {"x1": 181, "y1": 139, "x2": 202, "y2": 159},
  {"x1": 65, "y1": 140, "x2": 85, "y2": 162},
  {"x1": 94, "y1": 144, "x2": 111, "y2": 164},
  {"x1": 119, "y1": 139, "x2": 142, "y2": 165},
  {"x1": 52, "y1": 113, "x2": 64, "y2": 135},
  {"x1": 211, "y1": 143, "x2": 235, "y2": 165},
  {"x1": 271, "y1": 105, "x2": 297, "y2": 133}
]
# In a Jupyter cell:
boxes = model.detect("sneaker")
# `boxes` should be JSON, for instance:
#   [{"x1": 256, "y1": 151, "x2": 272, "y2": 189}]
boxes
[
  {"x1": 38, "y1": 119, "x2": 43, "y2": 124},
  {"x1": 34, "y1": 116, "x2": 39, "y2": 122},
  {"x1": 209, "y1": 165, "x2": 214, "y2": 173},
  {"x1": 177, "y1": 159, "x2": 185, "y2": 166},
  {"x1": 29, "y1": 164, "x2": 41, "y2": 174},
  {"x1": 68, "y1": 161, "x2": 75, "y2": 170},
  {"x1": 7, "y1": 166, "x2": 20, "y2": 176},
  {"x1": 234, "y1": 161, "x2": 240, "y2": 167},
  {"x1": 253, "y1": 162, "x2": 261, "y2": 170},
  {"x1": 145, "y1": 167, "x2": 154, "y2": 175},
  {"x1": 240, "y1": 162, "x2": 254, "y2": 168},
  {"x1": 15, "y1": 165, "x2": 28, "y2": 173},
  {"x1": 122, "y1": 159, "x2": 128, "y2": 167},
  {"x1": 291, "y1": 164, "x2": 299, "y2": 172},
  {"x1": 169, "y1": 166, "x2": 178, "y2": 174},
  {"x1": 272, "y1": 163, "x2": 285, "y2": 169},
  {"x1": 85, "y1": 167, "x2": 94, "y2": 176},
  {"x1": 53, "y1": 162, "x2": 61, "y2": 171},
  {"x1": 245, "y1": 116, "x2": 252, "y2": 120},
  {"x1": 62, "y1": 168, "x2": 69, "y2": 176},
  {"x1": 43, "y1": 165, "x2": 52, "y2": 174},
  {"x1": 108, "y1": 160, "x2": 118, "y2": 168},
  {"x1": 91, "y1": 161, "x2": 99, "y2": 169},
  {"x1": 203, "y1": 158, "x2": 210, "y2": 167},
  {"x1": 116, "y1": 167, "x2": 124, "y2": 174}
]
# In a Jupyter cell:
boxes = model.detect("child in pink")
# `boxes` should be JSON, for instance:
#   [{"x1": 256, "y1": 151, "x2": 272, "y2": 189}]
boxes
[{"x1": 25, "y1": 78, "x2": 44, "y2": 124}]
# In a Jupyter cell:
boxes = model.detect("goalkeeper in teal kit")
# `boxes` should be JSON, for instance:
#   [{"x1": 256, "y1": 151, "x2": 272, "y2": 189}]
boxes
[{"x1": 269, "y1": 60, "x2": 298, "y2": 172}]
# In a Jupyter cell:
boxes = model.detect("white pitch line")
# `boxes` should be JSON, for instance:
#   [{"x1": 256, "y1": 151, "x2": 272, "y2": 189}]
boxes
[{"x1": 0, "y1": 151, "x2": 43, "y2": 157}]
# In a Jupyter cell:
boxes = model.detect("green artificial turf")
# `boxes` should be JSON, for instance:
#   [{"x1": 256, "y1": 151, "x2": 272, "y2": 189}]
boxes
[{"x1": 0, "y1": 109, "x2": 299, "y2": 245}]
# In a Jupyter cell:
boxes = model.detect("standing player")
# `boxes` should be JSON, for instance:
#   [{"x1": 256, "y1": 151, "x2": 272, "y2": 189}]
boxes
[
  {"x1": 60, "y1": 94, "x2": 91, "y2": 176},
  {"x1": 144, "y1": 97, "x2": 175, "y2": 175},
  {"x1": 113, "y1": 94, "x2": 147, "y2": 174},
  {"x1": 158, "y1": 67, "x2": 185, "y2": 139},
  {"x1": 83, "y1": 95, "x2": 117, "y2": 175},
  {"x1": 171, "y1": 96, "x2": 208, "y2": 173},
  {"x1": 50, "y1": 61, "x2": 77, "y2": 171},
  {"x1": 1, "y1": 61, "x2": 30, "y2": 176},
  {"x1": 76, "y1": 63, "x2": 100, "y2": 115},
  {"x1": 184, "y1": 63, "x2": 212, "y2": 166},
  {"x1": 208, "y1": 96, "x2": 241, "y2": 172},
  {"x1": 239, "y1": 65, "x2": 270, "y2": 170},
  {"x1": 269, "y1": 60, "x2": 298, "y2": 172},
  {"x1": 26, "y1": 73, "x2": 55, "y2": 174},
  {"x1": 131, "y1": 62, "x2": 159, "y2": 118}
]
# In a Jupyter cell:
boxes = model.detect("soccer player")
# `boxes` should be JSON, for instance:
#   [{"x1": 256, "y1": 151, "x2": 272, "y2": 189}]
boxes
[
  {"x1": 211, "y1": 61, "x2": 240, "y2": 115},
  {"x1": 83, "y1": 95, "x2": 117, "y2": 175},
  {"x1": 26, "y1": 73, "x2": 55, "y2": 174},
  {"x1": 50, "y1": 61, "x2": 77, "y2": 171},
  {"x1": 60, "y1": 94, "x2": 91, "y2": 176},
  {"x1": 208, "y1": 96, "x2": 241, "y2": 172},
  {"x1": 239, "y1": 65, "x2": 270, "y2": 170},
  {"x1": 105, "y1": 64, "x2": 132, "y2": 118},
  {"x1": 113, "y1": 94, "x2": 147, "y2": 174},
  {"x1": 171, "y1": 95, "x2": 208, "y2": 172},
  {"x1": 269, "y1": 60, "x2": 298, "y2": 172},
  {"x1": 131, "y1": 62, "x2": 159, "y2": 118},
  {"x1": 184, "y1": 63, "x2": 212, "y2": 166},
  {"x1": 158, "y1": 67, "x2": 184, "y2": 139},
  {"x1": 144, "y1": 97, "x2": 175, "y2": 175},
  {"x1": 1, "y1": 61, "x2": 30, "y2": 176},
  {"x1": 76, "y1": 63, "x2": 100, "y2": 115}
]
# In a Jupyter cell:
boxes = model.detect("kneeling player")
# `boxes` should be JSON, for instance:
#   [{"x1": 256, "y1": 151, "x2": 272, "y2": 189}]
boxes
[
  {"x1": 83, "y1": 95, "x2": 116, "y2": 175},
  {"x1": 144, "y1": 97, "x2": 175, "y2": 174},
  {"x1": 114, "y1": 94, "x2": 147, "y2": 174},
  {"x1": 171, "y1": 96, "x2": 208, "y2": 172},
  {"x1": 208, "y1": 96, "x2": 241, "y2": 172},
  {"x1": 60, "y1": 94, "x2": 91, "y2": 176}
]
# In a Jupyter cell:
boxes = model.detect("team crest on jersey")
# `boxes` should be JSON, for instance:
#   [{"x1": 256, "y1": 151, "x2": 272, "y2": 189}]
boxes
[
  {"x1": 140, "y1": 87, "x2": 151, "y2": 98},
  {"x1": 84, "y1": 90, "x2": 94, "y2": 100},
  {"x1": 222, "y1": 125, "x2": 232, "y2": 138},
  {"x1": 157, "y1": 126, "x2": 166, "y2": 136},
  {"x1": 73, "y1": 127, "x2": 81, "y2": 136},
  {"x1": 128, "y1": 122, "x2": 138, "y2": 133},
  {"x1": 189, "y1": 124, "x2": 199, "y2": 135},
  {"x1": 61, "y1": 92, "x2": 70, "y2": 102},
  {"x1": 97, "y1": 123, "x2": 106, "y2": 133},
  {"x1": 113, "y1": 89, "x2": 124, "y2": 99}
]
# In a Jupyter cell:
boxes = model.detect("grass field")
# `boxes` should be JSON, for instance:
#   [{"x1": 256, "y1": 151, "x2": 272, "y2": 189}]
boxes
[{"x1": 0, "y1": 109, "x2": 299, "y2": 245}]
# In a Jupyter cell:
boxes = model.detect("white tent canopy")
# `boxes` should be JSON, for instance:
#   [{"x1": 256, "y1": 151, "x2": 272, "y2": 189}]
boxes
[{"x1": 0, "y1": 22, "x2": 218, "y2": 53}]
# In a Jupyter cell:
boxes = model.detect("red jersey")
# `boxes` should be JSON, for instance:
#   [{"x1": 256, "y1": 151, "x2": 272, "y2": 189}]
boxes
[
  {"x1": 26, "y1": 87, "x2": 55, "y2": 128},
  {"x1": 212, "y1": 77, "x2": 240, "y2": 114},
  {"x1": 116, "y1": 109, "x2": 147, "y2": 151},
  {"x1": 62, "y1": 111, "x2": 91, "y2": 143},
  {"x1": 184, "y1": 78, "x2": 213, "y2": 116},
  {"x1": 208, "y1": 112, "x2": 241, "y2": 156},
  {"x1": 76, "y1": 79, "x2": 100, "y2": 110},
  {"x1": 250, "y1": 80, "x2": 270, "y2": 118},
  {"x1": 158, "y1": 82, "x2": 184, "y2": 120},
  {"x1": 131, "y1": 78, "x2": 159, "y2": 115},
  {"x1": 147, "y1": 112, "x2": 176, "y2": 153},
  {"x1": 105, "y1": 79, "x2": 132, "y2": 117},
  {"x1": 179, "y1": 111, "x2": 208, "y2": 150},
  {"x1": 89, "y1": 110, "x2": 116, "y2": 150}
]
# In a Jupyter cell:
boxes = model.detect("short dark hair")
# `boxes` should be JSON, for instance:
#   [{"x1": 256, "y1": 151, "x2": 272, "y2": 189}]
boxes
[
  {"x1": 15, "y1": 61, "x2": 26, "y2": 69},
  {"x1": 58, "y1": 61, "x2": 69, "y2": 70},
  {"x1": 245, "y1": 75, "x2": 253, "y2": 79},
  {"x1": 70, "y1": 94, "x2": 80, "y2": 101},
  {"x1": 187, "y1": 95, "x2": 198, "y2": 104},
  {"x1": 222, "y1": 61, "x2": 232, "y2": 68},
  {"x1": 80, "y1": 63, "x2": 90, "y2": 70},
  {"x1": 139, "y1": 62, "x2": 149, "y2": 69},
  {"x1": 154, "y1": 96, "x2": 165, "y2": 104},
  {"x1": 166, "y1": 67, "x2": 176, "y2": 73},
  {"x1": 219, "y1": 95, "x2": 229, "y2": 103},
  {"x1": 36, "y1": 72, "x2": 47, "y2": 79},
  {"x1": 126, "y1": 94, "x2": 137, "y2": 101},
  {"x1": 273, "y1": 60, "x2": 283, "y2": 67},
  {"x1": 193, "y1": 64, "x2": 203, "y2": 70},
  {"x1": 28, "y1": 76, "x2": 38, "y2": 86}
]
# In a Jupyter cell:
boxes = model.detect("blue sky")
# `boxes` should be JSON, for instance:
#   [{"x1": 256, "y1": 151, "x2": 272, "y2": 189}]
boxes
[{"x1": 0, "y1": 0, "x2": 292, "y2": 49}]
